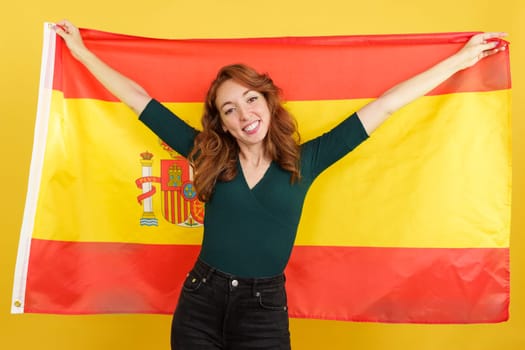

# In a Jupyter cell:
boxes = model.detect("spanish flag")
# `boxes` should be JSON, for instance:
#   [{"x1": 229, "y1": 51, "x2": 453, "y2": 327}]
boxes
[{"x1": 12, "y1": 23, "x2": 511, "y2": 323}]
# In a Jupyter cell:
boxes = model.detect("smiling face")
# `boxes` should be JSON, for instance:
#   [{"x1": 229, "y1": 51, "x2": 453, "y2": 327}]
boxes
[{"x1": 215, "y1": 79, "x2": 271, "y2": 150}]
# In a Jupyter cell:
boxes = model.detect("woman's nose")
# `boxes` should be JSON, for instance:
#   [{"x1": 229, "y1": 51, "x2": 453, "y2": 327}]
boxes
[{"x1": 238, "y1": 104, "x2": 250, "y2": 120}]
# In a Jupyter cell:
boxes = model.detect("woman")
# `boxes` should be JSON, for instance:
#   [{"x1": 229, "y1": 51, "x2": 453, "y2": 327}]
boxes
[{"x1": 54, "y1": 20, "x2": 506, "y2": 350}]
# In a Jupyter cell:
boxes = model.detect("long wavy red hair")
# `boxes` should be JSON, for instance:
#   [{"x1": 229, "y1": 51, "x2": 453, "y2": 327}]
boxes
[{"x1": 188, "y1": 64, "x2": 301, "y2": 202}]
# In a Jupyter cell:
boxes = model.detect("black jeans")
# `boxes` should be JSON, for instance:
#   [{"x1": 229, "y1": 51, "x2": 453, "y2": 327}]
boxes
[{"x1": 171, "y1": 259, "x2": 291, "y2": 349}]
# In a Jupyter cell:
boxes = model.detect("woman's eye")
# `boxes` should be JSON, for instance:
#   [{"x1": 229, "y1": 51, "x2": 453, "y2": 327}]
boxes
[
  {"x1": 247, "y1": 96, "x2": 258, "y2": 103},
  {"x1": 224, "y1": 107, "x2": 235, "y2": 115}
]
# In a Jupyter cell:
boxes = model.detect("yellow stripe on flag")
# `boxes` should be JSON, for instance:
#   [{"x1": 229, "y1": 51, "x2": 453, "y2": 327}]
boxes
[
  {"x1": 299, "y1": 89, "x2": 511, "y2": 248},
  {"x1": 33, "y1": 89, "x2": 510, "y2": 248}
]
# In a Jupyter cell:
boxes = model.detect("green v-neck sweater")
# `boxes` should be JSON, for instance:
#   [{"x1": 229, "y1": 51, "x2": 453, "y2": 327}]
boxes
[{"x1": 140, "y1": 99, "x2": 368, "y2": 277}]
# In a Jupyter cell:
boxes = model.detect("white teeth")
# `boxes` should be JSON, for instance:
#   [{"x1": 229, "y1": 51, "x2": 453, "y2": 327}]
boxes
[{"x1": 244, "y1": 120, "x2": 259, "y2": 132}]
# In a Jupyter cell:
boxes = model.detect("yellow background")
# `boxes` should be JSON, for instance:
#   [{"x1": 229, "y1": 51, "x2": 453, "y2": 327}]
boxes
[{"x1": 1, "y1": 0, "x2": 523, "y2": 349}]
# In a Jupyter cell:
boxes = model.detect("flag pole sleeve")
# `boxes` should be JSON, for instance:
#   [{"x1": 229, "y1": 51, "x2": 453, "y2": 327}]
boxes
[{"x1": 11, "y1": 22, "x2": 57, "y2": 314}]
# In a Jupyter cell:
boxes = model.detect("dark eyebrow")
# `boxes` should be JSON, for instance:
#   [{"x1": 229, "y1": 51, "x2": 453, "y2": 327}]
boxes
[{"x1": 219, "y1": 89, "x2": 255, "y2": 110}]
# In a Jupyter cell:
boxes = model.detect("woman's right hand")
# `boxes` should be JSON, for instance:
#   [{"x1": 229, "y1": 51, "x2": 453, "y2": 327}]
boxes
[
  {"x1": 53, "y1": 20, "x2": 88, "y2": 61},
  {"x1": 51, "y1": 19, "x2": 151, "y2": 115}
]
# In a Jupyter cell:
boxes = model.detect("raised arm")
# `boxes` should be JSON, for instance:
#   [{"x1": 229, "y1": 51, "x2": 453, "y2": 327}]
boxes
[
  {"x1": 54, "y1": 20, "x2": 151, "y2": 115},
  {"x1": 357, "y1": 32, "x2": 507, "y2": 135}
]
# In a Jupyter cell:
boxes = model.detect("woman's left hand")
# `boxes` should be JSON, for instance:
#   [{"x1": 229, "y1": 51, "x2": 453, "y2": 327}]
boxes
[
  {"x1": 454, "y1": 32, "x2": 508, "y2": 71},
  {"x1": 357, "y1": 31, "x2": 508, "y2": 135}
]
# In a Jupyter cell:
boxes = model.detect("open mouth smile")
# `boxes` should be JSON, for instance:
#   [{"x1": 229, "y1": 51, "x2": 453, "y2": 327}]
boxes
[{"x1": 243, "y1": 120, "x2": 260, "y2": 134}]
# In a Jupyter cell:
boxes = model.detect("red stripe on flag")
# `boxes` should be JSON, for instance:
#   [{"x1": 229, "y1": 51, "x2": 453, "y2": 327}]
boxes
[
  {"x1": 25, "y1": 239, "x2": 199, "y2": 314},
  {"x1": 24, "y1": 239, "x2": 509, "y2": 322},
  {"x1": 52, "y1": 31, "x2": 510, "y2": 102},
  {"x1": 286, "y1": 246, "x2": 509, "y2": 323}
]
